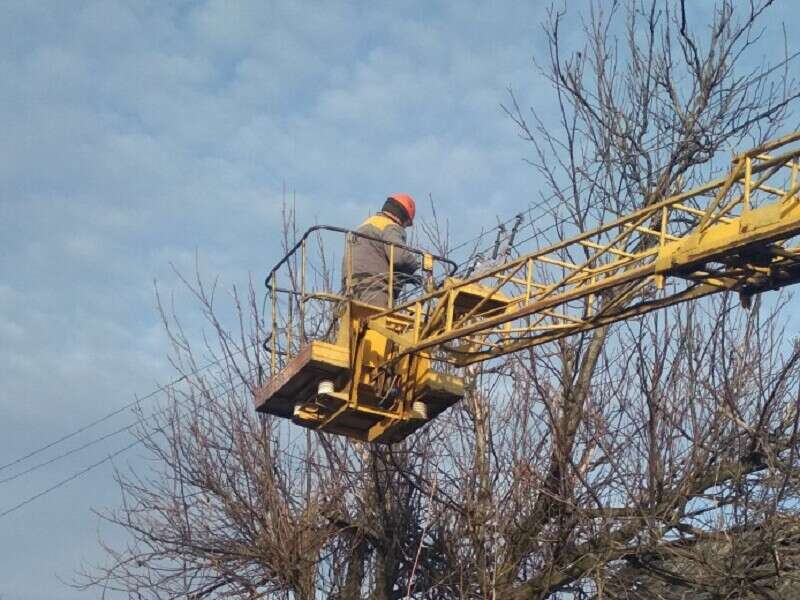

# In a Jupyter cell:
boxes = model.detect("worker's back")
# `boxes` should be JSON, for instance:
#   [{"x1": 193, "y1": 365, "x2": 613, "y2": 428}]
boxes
[{"x1": 344, "y1": 212, "x2": 418, "y2": 307}]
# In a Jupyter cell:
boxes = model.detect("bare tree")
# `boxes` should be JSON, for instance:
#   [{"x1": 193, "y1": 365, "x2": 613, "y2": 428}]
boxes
[{"x1": 78, "y1": 1, "x2": 800, "y2": 599}]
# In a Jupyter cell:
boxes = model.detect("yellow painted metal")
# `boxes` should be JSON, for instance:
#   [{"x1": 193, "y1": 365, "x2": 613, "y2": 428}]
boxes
[
  {"x1": 256, "y1": 133, "x2": 800, "y2": 441},
  {"x1": 345, "y1": 232, "x2": 353, "y2": 296},
  {"x1": 655, "y1": 189, "x2": 800, "y2": 273},
  {"x1": 364, "y1": 133, "x2": 800, "y2": 368},
  {"x1": 256, "y1": 297, "x2": 465, "y2": 442},
  {"x1": 270, "y1": 277, "x2": 277, "y2": 374},
  {"x1": 388, "y1": 244, "x2": 395, "y2": 308}
]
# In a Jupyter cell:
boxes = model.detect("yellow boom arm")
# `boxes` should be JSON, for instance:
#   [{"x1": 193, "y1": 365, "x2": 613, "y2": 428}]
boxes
[{"x1": 255, "y1": 132, "x2": 800, "y2": 442}]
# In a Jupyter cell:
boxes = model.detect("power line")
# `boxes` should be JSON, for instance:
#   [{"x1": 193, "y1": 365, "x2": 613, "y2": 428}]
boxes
[
  {"x1": 0, "y1": 379, "x2": 182, "y2": 475},
  {"x1": 0, "y1": 345, "x2": 255, "y2": 474},
  {"x1": 0, "y1": 437, "x2": 142, "y2": 520},
  {"x1": 447, "y1": 204, "x2": 537, "y2": 255},
  {"x1": 452, "y1": 212, "x2": 572, "y2": 279},
  {"x1": 0, "y1": 374, "x2": 238, "y2": 485},
  {"x1": 0, "y1": 379, "x2": 246, "y2": 520},
  {"x1": 446, "y1": 180, "x2": 582, "y2": 262}
]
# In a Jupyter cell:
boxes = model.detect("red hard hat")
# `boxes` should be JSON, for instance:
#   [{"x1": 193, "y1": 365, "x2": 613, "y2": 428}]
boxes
[{"x1": 388, "y1": 193, "x2": 416, "y2": 224}]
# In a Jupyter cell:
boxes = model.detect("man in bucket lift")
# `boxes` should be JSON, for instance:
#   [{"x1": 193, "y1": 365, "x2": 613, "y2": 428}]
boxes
[{"x1": 344, "y1": 194, "x2": 420, "y2": 307}]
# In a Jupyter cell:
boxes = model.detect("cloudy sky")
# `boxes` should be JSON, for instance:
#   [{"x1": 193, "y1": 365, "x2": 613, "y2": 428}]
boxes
[{"x1": 2, "y1": 1, "x2": 800, "y2": 598}]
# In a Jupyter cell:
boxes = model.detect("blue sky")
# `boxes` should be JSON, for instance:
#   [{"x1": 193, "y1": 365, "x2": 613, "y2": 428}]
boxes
[{"x1": 2, "y1": 1, "x2": 800, "y2": 598}]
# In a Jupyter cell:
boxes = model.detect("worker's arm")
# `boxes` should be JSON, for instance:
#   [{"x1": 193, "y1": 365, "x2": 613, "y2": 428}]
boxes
[{"x1": 384, "y1": 223, "x2": 419, "y2": 275}]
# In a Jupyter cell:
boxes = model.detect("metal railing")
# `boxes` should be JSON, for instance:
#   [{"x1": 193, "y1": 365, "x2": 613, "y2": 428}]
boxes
[{"x1": 263, "y1": 225, "x2": 458, "y2": 374}]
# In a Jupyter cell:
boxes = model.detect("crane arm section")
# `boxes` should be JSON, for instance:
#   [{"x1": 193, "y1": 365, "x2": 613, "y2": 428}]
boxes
[{"x1": 367, "y1": 132, "x2": 800, "y2": 367}]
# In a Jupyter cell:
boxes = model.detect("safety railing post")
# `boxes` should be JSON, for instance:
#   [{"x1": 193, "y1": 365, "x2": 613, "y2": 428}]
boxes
[
  {"x1": 287, "y1": 287, "x2": 294, "y2": 358},
  {"x1": 744, "y1": 157, "x2": 752, "y2": 211},
  {"x1": 300, "y1": 239, "x2": 307, "y2": 343},
  {"x1": 414, "y1": 301, "x2": 421, "y2": 343},
  {"x1": 271, "y1": 276, "x2": 277, "y2": 374},
  {"x1": 446, "y1": 289, "x2": 455, "y2": 331},
  {"x1": 655, "y1": 206, "x2": 668, "y2": 290},
  {"x1": 345, "y1": 232, "x2": 353, "y2": 297},
  {"x1": 525, "y1": 257, "x2": 533, "y2": 303},
  {"x1": 388, "y1": 243, "x2": 395, "y2": 308}
]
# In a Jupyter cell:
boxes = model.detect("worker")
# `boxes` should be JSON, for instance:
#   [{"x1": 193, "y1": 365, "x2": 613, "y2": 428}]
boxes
[{"x1": 344, "y1": 194, "x2": 420, "y2": 307}]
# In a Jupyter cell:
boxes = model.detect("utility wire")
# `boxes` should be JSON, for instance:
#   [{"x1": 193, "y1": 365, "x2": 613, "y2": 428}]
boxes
[
  {"x1": 0, "y1": 437, "x2": 142, "y2": 520},
  {"x1": 0, "y1": 344, "x2": 255, "y2": 474},
  {"x1": 446, "y1": 180, "x2": 582, "y2": 262},
  {"x1": 453, "y1": 212, "x2": 571, "y2": 279},
  {"x1": 0, "y1": 374, "x2": 239, "y2": 485},
  {"x1": 447, "y1": 209, "x2": 529, "y2": 254},
  {"x1": 0, "y1": 379, "x2": 246, "y2": 520},
  {"x1": 0, "y1": 381, "x2": 179, "y2": 474}
]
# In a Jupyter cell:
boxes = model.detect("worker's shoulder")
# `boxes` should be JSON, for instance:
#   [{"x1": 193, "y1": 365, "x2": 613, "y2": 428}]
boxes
[{"x1": 359, "y1": 213, "x2": 400, "y2": 233}]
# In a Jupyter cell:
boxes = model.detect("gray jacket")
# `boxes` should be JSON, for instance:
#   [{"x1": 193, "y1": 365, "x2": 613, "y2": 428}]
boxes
[{"x1": 343, "y1": 213, "x2": 418, "y2": 301}]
